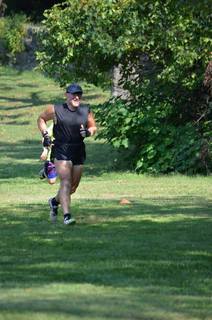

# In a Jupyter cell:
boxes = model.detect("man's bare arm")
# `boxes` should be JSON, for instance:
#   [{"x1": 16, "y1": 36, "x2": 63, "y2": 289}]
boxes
[
  {"x1": 87, "y1": 111, "x2": 97, "y2": 136},
  {"x1": 37, "y1": 105, "x2": 55, "y2": 135}
]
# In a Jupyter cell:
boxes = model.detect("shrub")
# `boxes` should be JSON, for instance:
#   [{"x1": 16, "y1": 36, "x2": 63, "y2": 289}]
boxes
[{"x1": 0, "y1": 14, "x2": 28, "y2": 63}]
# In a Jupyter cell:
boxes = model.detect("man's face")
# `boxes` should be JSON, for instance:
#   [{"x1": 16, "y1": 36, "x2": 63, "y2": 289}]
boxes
[{"x1": 66, "y1": 92, "x2": 82, "y2": 108}]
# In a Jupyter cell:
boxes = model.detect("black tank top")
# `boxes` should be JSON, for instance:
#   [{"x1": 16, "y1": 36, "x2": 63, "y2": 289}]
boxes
[{"x1": 53, "y1": 103, "x2": 90, "y2": 145}]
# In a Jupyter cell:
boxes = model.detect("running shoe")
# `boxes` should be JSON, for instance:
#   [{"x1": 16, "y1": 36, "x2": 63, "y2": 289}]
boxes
[
  {"x1": 48, "y1": 197, "x2": 58, "y2": 223},
  {"x1": 64, "y1": 213, "x2": 76, "y2": 225},
  {"x1": 39, "y1": 168, "x2": 46, "y2": 179}
]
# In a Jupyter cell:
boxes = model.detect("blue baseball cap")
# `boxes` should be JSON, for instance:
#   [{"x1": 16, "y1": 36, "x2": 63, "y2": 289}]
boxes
[{"x1": 66, "y1": 83, "x2": 83, "y2": 94}]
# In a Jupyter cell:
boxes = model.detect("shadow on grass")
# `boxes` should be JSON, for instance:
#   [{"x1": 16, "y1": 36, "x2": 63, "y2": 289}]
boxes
[
  {"x1": 84, "y1": 140, "x2": 120, "y2": 175},
  {"x1": 0, "y1": 140, "x2": 41, "y2": 179},
  {"x1": 0, "y1": 112, "x2": 30, "y2": 126},
  {"x1": 0, "y1": 93, "x2": 63, "y2": 111},
  {"x1": 0, "y1": 199, "x2": 211, "y2": 319},
  {"x1": 0, "y1": 199, "x2": 211, "y2": 289}
]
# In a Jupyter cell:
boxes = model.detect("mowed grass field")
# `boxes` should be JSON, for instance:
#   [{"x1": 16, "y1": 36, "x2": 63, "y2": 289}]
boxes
[{"x1": 0, "y1": 66, "x2": 211, "y2": 320}]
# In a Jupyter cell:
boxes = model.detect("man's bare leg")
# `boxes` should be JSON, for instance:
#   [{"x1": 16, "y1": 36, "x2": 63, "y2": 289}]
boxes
[
  {"x1": 55, "y1": 160, "x2": 72, "y2": 214},
  {"x1": 49, "y1": 161, "x2": 82, "y2": 224},
  {"x1": 71, "y1": 165, "x2": 83, "y2": 194}
]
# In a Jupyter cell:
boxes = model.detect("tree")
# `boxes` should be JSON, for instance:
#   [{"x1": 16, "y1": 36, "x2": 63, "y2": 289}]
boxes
[
  {"x1": 0, "y1": 0, "x2": 7, "y2": 17},
  {"x1": 37, "y1": 0, "x2": 212, "y2": 173}
]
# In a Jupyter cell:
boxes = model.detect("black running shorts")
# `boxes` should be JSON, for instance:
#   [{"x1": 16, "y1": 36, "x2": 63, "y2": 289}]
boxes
[{"x1": 54, "y1": 143, "x2": 86, "y2": 165}]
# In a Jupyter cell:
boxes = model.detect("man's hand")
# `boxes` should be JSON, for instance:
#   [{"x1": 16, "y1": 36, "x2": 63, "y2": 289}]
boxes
[
  {"x1": 80, "y1": 124, "x2": 91, "y2": 138},
  {"x1": 42, "y1": 131, "x2": 52, "y2": 147},
  {"x1": 40, "y1": 147, "x2": 49, "y2": 160}
]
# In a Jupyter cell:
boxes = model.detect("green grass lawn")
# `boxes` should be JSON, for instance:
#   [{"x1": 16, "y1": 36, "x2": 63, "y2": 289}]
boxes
[{"x1": 0, "y1": 66, "x2": 212, "y2": 320}]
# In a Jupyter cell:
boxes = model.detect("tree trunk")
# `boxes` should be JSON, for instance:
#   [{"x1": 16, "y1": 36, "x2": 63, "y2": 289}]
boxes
[{"x1": 0, "y1": 0, "x2": 7, "y2": 17}]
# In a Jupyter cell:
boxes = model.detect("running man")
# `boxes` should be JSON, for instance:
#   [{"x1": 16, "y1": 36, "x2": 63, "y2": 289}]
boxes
[{"x1": 37, "y1": 83, "x2": 97, "y2": 225}]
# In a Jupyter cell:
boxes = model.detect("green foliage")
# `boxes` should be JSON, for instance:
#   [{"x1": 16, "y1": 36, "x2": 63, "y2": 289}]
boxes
[
  {"x1": 96, "y1": 98, "x2": 211, "y2": 174},
  {"x1": 37, "y1": 0, "x2": 212, "y2": 173},
  {"x1": 37, "y1": 0, "x2": 135, "y2": 85},
  {"x1": 0, "y1": 14, "x2": 28, "y2": 63},
  {"x1": 37, "y1": 0, "x2": 211, "y2": 85}
]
